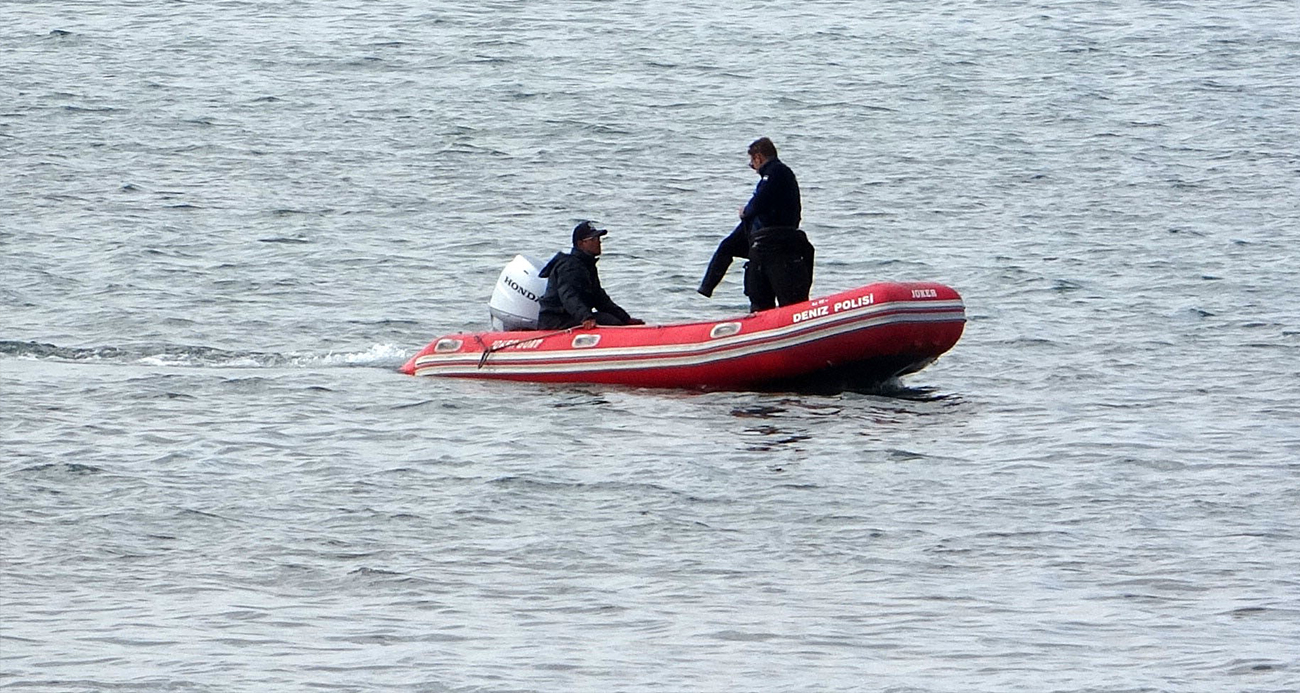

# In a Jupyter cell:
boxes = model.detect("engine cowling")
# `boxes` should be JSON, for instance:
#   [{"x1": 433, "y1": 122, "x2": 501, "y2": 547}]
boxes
[{"x1": 488, "y1": 255, "x2": 548, "y2": 331}]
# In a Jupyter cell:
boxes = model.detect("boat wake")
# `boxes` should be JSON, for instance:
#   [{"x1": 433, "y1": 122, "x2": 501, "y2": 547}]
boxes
[{"x1": 0, "y1": 340, "x2": 409, "y2": 370}]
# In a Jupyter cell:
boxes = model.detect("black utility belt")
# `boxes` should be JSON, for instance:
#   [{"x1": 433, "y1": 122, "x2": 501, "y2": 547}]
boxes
[{"x1": 750, "y1": 226, "x2": 807, "y2": 249}]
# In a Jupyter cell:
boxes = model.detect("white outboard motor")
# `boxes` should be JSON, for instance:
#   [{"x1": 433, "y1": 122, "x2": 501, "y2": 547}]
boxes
[{"x1": 489, "y1": 255, "x2": 549, "y2": 331}]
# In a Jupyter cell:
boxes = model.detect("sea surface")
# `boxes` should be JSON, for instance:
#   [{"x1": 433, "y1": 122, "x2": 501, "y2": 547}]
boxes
[{"x1": 2, "y1": 1, "x2": 1298, "y2": 691}]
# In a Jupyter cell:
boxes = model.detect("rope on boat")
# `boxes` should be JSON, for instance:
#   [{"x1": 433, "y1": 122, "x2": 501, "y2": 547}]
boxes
[{"x1": 476, "y1": 327, "x2": 575, "y2": 369}]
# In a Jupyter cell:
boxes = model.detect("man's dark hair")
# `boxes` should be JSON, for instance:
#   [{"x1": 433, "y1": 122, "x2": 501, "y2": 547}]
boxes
[{"x1": 748, "y1": 137, "x2": 778, "y2": 159}]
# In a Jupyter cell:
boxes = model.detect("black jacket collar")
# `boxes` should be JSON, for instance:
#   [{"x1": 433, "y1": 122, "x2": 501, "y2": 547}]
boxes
[
  {"x1": 757, "y1": 157, "x2": 782, "y2": 176},
  {"x1": 570, "y1": 247, "x2": 599, "y2": 265}
]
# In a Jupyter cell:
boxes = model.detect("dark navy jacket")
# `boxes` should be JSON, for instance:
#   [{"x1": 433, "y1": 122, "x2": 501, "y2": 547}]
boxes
[
  {"x1": 741, "y1": 157, "x2": 801, "y2": 231},
  {"x1": 536, "y1": 248, "x2": 632, "y2": 329}
]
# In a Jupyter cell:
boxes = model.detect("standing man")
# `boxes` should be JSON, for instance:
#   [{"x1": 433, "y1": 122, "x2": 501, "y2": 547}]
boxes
[
  {"x1": 698, "y1": 137, "x2": 815, "y2": 312},
  {"x1": 536, "y1": 221, "x2": 645, "y2": 330}
]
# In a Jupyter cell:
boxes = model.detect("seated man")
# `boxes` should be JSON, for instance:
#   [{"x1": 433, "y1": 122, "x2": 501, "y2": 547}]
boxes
[{"x1": 536, "y1": 221, "x2": 645, "y2": 330}]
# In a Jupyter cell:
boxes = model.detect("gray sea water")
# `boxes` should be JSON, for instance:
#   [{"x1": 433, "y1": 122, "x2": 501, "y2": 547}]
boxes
[{"x1": 3, "y1": 1, "x2": 1299, "y2": 691}]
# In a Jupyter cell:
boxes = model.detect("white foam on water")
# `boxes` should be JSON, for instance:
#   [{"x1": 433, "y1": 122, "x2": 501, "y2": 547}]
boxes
[{"x1": 302, "y1": 343, "x2": 410, "y2": 369}]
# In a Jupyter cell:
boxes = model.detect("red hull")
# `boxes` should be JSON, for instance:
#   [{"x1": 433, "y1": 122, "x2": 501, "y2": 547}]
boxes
[{"x1": 400, "y1": 282, "x2": 965, "y2": 390}]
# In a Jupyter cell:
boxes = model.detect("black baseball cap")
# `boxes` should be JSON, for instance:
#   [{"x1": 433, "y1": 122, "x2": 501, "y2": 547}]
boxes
[{"x1": 573, "y1": 220, "x2": 608, "y2": 244}]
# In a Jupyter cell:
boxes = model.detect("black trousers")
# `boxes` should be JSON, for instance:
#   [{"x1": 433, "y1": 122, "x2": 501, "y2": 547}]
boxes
[
  {"x1": 744, "y1": 254, "x2": 812, "y2": 312},
  {"x1": 537, "y1": 310, "x2": 628, "y2": 330}
]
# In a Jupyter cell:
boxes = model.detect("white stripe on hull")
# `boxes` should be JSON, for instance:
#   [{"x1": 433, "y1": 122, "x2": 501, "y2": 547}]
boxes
[{"x1": 412, "y1": 303, "x2": 964, "y2": 378}]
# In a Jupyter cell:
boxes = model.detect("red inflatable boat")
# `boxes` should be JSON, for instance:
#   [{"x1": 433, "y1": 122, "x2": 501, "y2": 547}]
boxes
[{"x1": 400, "y1": 281, "x2": 965, "y2": 390}]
